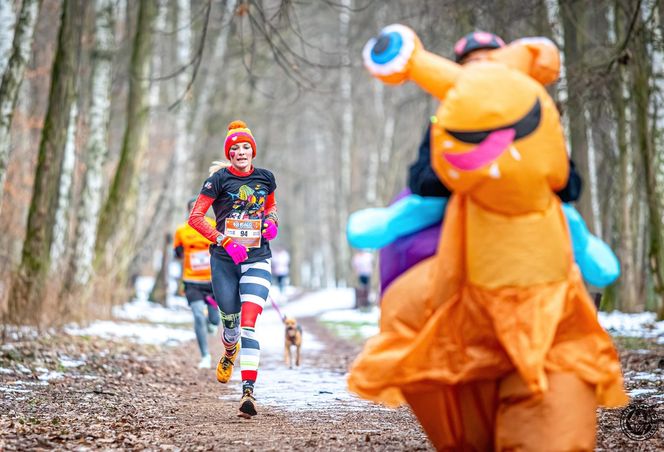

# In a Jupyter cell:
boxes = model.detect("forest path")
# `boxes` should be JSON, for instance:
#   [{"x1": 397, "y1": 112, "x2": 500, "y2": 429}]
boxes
[{"x1": 0, "y1": 296, "x2": 431, "y2": 451}]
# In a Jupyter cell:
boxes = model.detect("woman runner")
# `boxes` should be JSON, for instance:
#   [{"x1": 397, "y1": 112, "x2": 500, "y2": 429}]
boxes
[{"x1": 188, "y1": 120, "x2": 279, "y2": 418}]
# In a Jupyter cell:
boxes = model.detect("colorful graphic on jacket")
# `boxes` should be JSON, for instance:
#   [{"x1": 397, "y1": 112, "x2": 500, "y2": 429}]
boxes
[{"x1": 228, "y1": 184, "x2": 268, "y2": 219}]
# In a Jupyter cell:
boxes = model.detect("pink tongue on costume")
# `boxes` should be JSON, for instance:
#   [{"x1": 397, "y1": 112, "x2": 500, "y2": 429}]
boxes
[{"x1": 443, "y1": 128, "x2": 516, "y2": 171}]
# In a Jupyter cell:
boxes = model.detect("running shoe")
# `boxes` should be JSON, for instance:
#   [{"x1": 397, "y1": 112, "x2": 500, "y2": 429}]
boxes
[
  {"x1": 237, "y1": 388, "x2": 257, "y2": 418},
  {"x1": 216, "y1": 343, "x2": 239, "y2": 383},
  {"x1": 197, "y1": 353, "x2": 211, "y2": 369}
]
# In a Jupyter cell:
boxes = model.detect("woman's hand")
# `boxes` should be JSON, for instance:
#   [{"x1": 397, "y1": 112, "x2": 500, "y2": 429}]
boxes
[
  {"x1": 262, "y1": 220, "x2": 278, "y2": 241},
  {"x1": 222, "y1": 237, "x2": 248, "y2": 265}
]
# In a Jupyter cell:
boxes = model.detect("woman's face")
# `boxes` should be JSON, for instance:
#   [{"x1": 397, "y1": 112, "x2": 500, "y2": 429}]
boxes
[{"x1": 229, "y1": 142, "x2": 253, "y2": 172}]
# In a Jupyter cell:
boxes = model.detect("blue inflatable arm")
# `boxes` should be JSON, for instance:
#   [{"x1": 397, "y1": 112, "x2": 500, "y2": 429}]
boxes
[
  {"x1": 347, "y1": 195, "x2": 447, "y2": 249},
  {"x1": 562, "y1": 204, "x2": 620, "y2": 288}
]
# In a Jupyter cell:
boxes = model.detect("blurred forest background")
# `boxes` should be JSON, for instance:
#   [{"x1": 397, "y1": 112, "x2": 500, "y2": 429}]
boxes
[{"x1": 0, "y1": 0, "x2": 663, "y2": 325}]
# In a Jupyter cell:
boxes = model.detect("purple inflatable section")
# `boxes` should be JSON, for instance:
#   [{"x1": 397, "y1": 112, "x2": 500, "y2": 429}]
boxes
[{"x1": 378, "y1": 189, "x2": 442, "y2": 293}]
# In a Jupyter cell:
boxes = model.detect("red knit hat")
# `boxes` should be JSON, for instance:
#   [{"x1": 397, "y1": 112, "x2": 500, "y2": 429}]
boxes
[{"x1": 224, "y1": 120, "x2": 256, "y2": 160}]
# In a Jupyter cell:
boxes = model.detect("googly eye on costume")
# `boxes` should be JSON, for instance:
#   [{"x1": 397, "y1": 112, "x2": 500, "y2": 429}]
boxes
[{"x1": 362, "y1": 24, "x2": 416, "y2": 77}]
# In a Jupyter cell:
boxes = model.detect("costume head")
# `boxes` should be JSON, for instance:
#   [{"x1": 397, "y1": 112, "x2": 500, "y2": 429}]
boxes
[
  {"x1": 363, "y1": 26, "x2": 567, "y2": 214},
  {"x1": 453, "y1": 31, "x2": 505, "y2": 62},
  {"x1": 224, "y1": 120, "x2": 256, "y2": 160}
]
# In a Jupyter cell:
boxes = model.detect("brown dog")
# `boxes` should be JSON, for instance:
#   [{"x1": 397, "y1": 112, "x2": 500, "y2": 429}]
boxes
[{"x1": 284, "y1": 316, "x2": 302, "y2": 368}]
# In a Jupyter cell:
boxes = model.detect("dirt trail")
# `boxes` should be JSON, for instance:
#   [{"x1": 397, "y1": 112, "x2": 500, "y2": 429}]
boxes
[
  {"x1": 2, "y1": 315, "x2": 663, "y2": 450},
  {"x1": 0, "y1": 318, "x2": 431, "y2": 451}
]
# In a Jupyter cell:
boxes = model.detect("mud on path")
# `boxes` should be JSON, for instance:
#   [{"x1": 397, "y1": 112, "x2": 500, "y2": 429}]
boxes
[
  {"x1": 2, "y1": 315, "x2": 663, "y2": 451},
  {"x1": 0, "y1": 317, "x2": 431, "y2": 451}
]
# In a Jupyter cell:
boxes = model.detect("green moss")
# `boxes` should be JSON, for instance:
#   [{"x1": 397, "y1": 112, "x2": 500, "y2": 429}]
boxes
[
  {"x1": 612, "y1": 336, "x2": 656, "y2": 350},
  {"x1": 320, "y1": 320, "x2": 376, "y2": 344}
]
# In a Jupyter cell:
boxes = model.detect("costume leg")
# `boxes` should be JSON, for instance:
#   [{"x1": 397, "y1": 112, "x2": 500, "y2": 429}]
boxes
[
  {"x1": 403, "y1": 381, "x2": 497, "y2": 451},
  {"x1": 495, "y1": 371, "x2": 597, "y2": 451}
]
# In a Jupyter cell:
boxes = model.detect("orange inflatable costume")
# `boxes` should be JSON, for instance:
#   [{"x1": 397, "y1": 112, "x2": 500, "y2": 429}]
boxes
[{"x1": 348, "y1": 25, "x2": 627, "y2": 450}]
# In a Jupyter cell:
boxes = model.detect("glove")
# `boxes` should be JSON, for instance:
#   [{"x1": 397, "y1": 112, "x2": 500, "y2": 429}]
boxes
[
  {"x1": 221, "y1": 237, "x2": 248, "y2": 265},
  {"x1": 262, "y1": 220, "x2": 278, "y2": 241}
]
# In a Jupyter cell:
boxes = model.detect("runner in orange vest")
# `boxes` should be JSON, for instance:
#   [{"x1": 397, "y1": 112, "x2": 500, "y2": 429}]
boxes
[{"x1": 173, "y1": 198, "x2": 220, "y2": 369}]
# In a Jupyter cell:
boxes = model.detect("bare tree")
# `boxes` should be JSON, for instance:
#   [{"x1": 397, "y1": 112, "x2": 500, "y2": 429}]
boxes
[
  {"x1": 8, "y1": 0, "x2": 85, "y2": 324},
  {"x1": 95, "y1": 0, "x2": 157, "y2": 278},
  {"x1": 64, "y1": 0, "x2": 116, "y2": 293},
  {"x1": 50, "y1": 102, "x2": 77, "y2": 268},
  {"x1": 0, "y1": 0, "x2": 42, "y2": 212},
  {"x1": 0, "y1": 0, "x2": 17, "y2": 74}
]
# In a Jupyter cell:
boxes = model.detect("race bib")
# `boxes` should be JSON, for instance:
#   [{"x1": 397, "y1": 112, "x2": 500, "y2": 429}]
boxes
[
  {"x1": 224, "y1": 218, "x2": 262, "y2": 249},
  {"x1": 189, "y1": 250, "x2": 211, "y2": 271}
]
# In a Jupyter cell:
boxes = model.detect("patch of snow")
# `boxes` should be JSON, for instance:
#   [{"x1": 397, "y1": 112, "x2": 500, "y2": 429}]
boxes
[
  {"x1": 167, "y1": 295, "x2": 189, "y2": 310},
  {"x1": 0, "y1": 386, "x2": 31, "y2": 393},
  {"x1": 75, "y1": 375, "x2": 100, "y2": 380},
  {"x1": 65, "y1": 321, "x2": 194, "y2": 346},
  {"x1": 319, "y1": 306, "x2": 380, "y2": 324},
  {"x1": 133, "y1": 276, "x2": 155, "y2": 301},
  {"x1": 9, "y1": 380, "x2": 48, "y2": 386},
  {"x1": 266, "y1": 288, "x2": 357, "y2": 319},
  {"x1": 629, "y1": 388, "x2": 659, "y2": 397},
  {"x1": 256, "y1": 313, "x2": 324, "y2": 352},
  {"x1": 598, "y1": 311, "x2": 664, "y2": 339},
  {"x1": 359, "y1": 324, "x2": 379, "y2": 338},
  {"x1": 218, "y1": 366, "x2": 385, "y2": 413},
  {"x1": 628, "y1": 372, "x2": 661, "y2": 381},
  {"x1": 208, "y1": 288, "x2": 387, "y2": 413},
  {"x1": 112, "y1": 298, "x2": 192, "y2": 324},
  {"x1": 0, "y1": 367, "x2": 14, "y2": 374},
  {"x1": 59, "y1": 356, "x2": 86, "y2": 368},
  {"x1": 37, "y1": 370, "x2": 64, "y2": 381},
  {"x1": 3, "y1": 326, "x2": 42, "y2": 341}
]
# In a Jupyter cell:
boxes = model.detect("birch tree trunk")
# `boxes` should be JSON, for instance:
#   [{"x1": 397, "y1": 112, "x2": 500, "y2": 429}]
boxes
[
  {"x1": 189, "y1": 0, "x2": 236, "y2": 173},
  {"x1": 314, "y1": 130, "x2": 335, "y2": 286},
  {"x1": 629, "y1": 5, "x2": 664, "y2": 315},
  {"x1": 616, "y1": 78, "x2": 638, "y2": 311},
  {"x1": 149, "y1": 233, "x2": 170, "y2": 306},
  {"x1": 95, "y1": 0, "x2": 157, "y2": 274},
  {"x1": 0, "y1": 0, "x2": 16, "y2": 74},
  {"x1": 64, "y1": 0, "x2": 115, "y2": 292},
  {"x1": 607, "y1": 1, "x2": 638, "y2": 311},
  {"x1": 8, "y1": 0, "x2": 85, "y2": 325},
  {"x1": 560, "y1": 0, "x2": 594, "y2": 228},
  {"x1": 0, "y1": 0, "x2": 42, "y2": 212},
  {"x1": 171, "y1": 0, "x2": 192, "y2": 225},
  {"x1": 50, "y1": 102, "x2": 77, "y2": 268},
  {"x1": 337, "y1": 0, "x2": 353, "y2": 285}
]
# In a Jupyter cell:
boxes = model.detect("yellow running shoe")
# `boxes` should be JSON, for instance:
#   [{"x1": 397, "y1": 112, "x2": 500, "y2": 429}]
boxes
[{"x1": 216, "y1": 343, "x2": 239, "y2": 383}]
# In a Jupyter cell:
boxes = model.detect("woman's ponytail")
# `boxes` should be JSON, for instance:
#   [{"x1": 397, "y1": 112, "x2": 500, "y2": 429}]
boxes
[{"x1": 209, "y1": 160, "x2": 230, "y2": 176}]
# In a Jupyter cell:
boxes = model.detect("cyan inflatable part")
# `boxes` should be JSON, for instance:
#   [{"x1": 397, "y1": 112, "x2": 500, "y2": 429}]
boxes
[
  {"x1": 347, "y1": 195, "x2": 447, "y2": 249},
  {"x1": 347, "y1": 195, "x2": 620, "y2": 288},
  {"x1": 562, "y1": 204, "x2": 620, "y2": 287}
]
